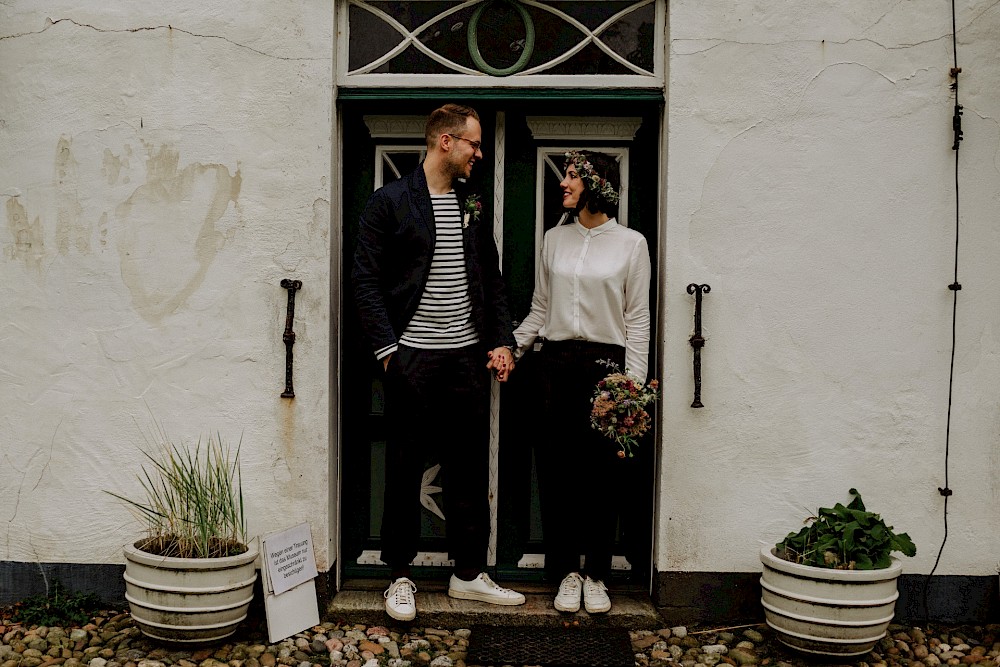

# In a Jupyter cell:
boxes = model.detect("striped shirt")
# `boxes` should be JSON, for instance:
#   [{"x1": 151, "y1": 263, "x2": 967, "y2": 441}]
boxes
[{"x1": 397, "y1": 192, "x2": 479, "y2": 351}]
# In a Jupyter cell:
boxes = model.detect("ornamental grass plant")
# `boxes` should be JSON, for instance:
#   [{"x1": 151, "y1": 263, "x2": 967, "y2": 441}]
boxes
[
  {"x1": 775, "y1": 488, "x2": 916, "y2": 570},
  {"x1": 107, "y1": 421, "x2": 248, "y2": 559}
]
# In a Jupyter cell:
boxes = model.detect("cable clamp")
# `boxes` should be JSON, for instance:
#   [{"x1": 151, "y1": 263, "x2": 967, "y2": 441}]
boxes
[
  {"x1": 948, "y1": 283, "x2": 962, "y2": 291},
  {"x1": 938, "y1": 487, "x2": 953, "y2": 496},
  {"x1": 952, "y1": 104, "x2": 964, "y2": 150}
]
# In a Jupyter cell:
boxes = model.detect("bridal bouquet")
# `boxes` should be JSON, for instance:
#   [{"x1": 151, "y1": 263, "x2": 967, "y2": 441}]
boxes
[{"x1": 590, "y1": 360, "x2": 660, "y2": 459}]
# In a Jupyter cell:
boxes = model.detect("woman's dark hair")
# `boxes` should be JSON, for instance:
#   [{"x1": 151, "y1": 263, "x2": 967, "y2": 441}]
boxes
[{"x1": 572, "y1": 151, "x2": 620, "y2": 216}]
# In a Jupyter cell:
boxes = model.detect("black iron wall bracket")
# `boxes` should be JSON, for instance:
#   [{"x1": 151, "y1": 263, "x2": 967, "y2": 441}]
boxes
[
  {"x1": 686, "y1": 283, "x2": 711, "y2": 408},
  {"x1": 280, "y1": 279, "x2": 302, "y2": 398}
]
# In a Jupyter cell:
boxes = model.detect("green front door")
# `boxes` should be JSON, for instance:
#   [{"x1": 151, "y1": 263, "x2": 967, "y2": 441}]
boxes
[{"x1": 340, "y1": 98, "x2": 660, "y2": 587}]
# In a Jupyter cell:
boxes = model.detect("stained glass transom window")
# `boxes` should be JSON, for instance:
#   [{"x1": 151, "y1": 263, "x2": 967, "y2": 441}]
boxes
[{"x1": 341, "y1": 0, "x2": 662, "y2": 85}]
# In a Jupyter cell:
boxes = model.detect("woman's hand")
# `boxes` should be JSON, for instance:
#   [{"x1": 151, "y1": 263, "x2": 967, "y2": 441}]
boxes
[{"x1": 487, "y1": 347, "x2": 515, "y2": 382}]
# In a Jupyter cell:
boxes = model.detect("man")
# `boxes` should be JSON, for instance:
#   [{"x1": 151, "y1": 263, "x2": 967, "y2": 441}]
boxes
[{"x1": 351, "y1": 103, "x2": 524, "y2": 621}]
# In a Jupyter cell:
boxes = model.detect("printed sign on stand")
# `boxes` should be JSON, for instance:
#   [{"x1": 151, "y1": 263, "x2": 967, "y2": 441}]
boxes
[{"x1": 261, "y1": 523, "x2": 320, "y2": 643}]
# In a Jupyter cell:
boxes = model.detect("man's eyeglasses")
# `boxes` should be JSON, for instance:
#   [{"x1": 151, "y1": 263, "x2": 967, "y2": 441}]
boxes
[{"x1": 447, "y1": 134, "x2": 482, "y2": 152}]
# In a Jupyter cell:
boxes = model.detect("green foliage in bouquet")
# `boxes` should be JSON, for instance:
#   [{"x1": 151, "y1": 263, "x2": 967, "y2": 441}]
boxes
[{"x1": 775, "y1": 488, "x2": 916, "y2": 570}]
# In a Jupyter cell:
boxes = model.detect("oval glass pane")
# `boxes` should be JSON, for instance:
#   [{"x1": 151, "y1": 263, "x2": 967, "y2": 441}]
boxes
[{"x1": 468, "y1": 1, "x2": 532, "y2": 72}]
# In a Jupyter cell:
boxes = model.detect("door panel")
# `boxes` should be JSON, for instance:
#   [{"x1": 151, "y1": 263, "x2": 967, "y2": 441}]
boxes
[{"x1": 340, "y1": 100, "x2": 659, "y2": 585}]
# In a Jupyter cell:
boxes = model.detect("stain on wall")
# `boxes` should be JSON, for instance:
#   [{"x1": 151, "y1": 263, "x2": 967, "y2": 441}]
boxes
[
  {"x1": 101, "y1": 146, "x2": 132, "y2": 186},
  {"x1": 54, "y1": 137, "x2": 88, "y2": 254},
  {"x1": 4, "y1": 198, "x2": 45, "y2": 270},
  {"x1": 115, "y1": 144, "x2": 242, "y2": 324}
]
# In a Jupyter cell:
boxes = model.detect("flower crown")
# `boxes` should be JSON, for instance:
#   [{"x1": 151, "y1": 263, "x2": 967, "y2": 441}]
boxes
[{"x1": 563, "y1": 151, "x2": 620, "y2": 206}]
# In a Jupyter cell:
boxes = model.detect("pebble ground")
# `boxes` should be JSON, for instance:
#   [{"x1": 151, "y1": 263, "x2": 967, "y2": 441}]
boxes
[{"x1": 2, "y1": 605, "x2": 998, "y2": 667}]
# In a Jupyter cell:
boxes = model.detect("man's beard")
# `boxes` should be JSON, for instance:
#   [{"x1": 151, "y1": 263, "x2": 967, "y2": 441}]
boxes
[{"x1": 448, "y1": 153, "x2": 471, "y2": 181}]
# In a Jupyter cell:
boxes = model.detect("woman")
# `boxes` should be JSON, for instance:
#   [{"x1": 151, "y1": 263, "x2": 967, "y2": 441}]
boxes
[{"x1": 513, "y1": 150, "x2": 651, "y2": 614}]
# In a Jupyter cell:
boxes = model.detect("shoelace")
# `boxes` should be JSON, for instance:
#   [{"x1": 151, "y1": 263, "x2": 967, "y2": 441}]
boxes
[
  {"x1": 559, "y1": 574, "x2": 583, "y2": 596},
  {"x1": 584, "y1": 578, "x2": 607, "y2": 595},
  {"x1": 385, "y1": 578, "x2": 416, "y2": 605},
  {"x1": 480, "y1": 573, "x2": 510, "y2": 592}
]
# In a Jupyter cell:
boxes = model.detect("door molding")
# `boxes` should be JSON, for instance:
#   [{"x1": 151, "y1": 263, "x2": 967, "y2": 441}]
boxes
[
  {"x1": 364, "y1": 115, "x2": 426, "y2": 139},
  {"x1": 337, "y1": 105, "x2": 660, "y2": 584},
  {"x1": 525, "y1": 116, "x2": 642, "y2": 141}
]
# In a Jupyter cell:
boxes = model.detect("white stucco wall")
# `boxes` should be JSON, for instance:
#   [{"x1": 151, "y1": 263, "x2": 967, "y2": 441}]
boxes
[
  {"x1": 0, "y1": 3, "x2": 334, "y2": 568},
  {"x1": 660, "y1": 0, "x2": 1000, "y2": 576},
  {"x1": 2, "y1": 0, "x2": 997, "y2": 588}
]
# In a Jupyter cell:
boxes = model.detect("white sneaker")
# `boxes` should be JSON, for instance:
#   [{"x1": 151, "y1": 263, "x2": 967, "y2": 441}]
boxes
[
  {"x1": 384, "y1": 577, "x2": 417, "y2": 621},
  {"x1": 583, "y1": 576, "x2": 611, "y2": 614},
  {"x1": 554, "y1": 572, "x2": 584, "y2": 612},
  {"x1": 448, "y1": 572, "x2": 526, "y2": 605}
]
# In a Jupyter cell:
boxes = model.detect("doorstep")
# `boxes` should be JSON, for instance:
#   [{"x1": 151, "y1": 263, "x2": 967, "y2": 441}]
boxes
[{"x1": 326, "y1": 580, "x2": 664, "y2": 629}]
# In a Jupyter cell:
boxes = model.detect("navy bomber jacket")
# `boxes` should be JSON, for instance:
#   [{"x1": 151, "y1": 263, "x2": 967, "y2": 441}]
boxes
[{"x1": 350, "y1": 164, "x2": 515, "y2": 359}]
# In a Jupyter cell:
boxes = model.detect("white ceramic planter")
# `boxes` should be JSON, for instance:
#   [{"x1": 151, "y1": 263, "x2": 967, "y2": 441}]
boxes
[
  {"x1": 759, "y1": 546, "x2": 902, "y2": 656},
  {"x1": 124, "y1": 540, "x2": 259, "y2": 643}
]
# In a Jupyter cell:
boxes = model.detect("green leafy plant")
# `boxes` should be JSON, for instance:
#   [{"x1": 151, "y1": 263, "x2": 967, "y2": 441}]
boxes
[
  {"x1": 10, "y1": 580, "x2": 103, "y2": 627},
  {"x1": 775, "y1": 488, "x2": 916, "y2": 570},
  {"x1": 106, "y1": 420, "x2": 247, "y2": 559}
]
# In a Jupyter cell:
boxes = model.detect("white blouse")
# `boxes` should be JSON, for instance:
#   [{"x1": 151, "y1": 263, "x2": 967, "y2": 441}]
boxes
[{"x1": 513, "y1": 218, "x2": 652, "y2": 379}]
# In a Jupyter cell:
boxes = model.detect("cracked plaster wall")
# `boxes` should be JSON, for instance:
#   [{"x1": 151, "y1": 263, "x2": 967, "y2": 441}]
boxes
[
  {"x1": 659, "y1": 0, "x2": 1000, "y2": 575},
  {"x1": 1, "y1": 0, "x2": 998, "y2": 584},
  {"x1": 0, "y1": 3, "x2": 334, "y2": 568}
]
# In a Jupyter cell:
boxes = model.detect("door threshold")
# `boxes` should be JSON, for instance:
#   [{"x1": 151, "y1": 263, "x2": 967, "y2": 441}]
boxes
[
  {"x1": 340, "y1": 577, "x2": 649, "y2": 595},
  {"x1": 328, "y1": 581, "x2": 663, "y2": 629},
  {"x1": 326, "y1": 589, "x2": 663, "y2": 629}
]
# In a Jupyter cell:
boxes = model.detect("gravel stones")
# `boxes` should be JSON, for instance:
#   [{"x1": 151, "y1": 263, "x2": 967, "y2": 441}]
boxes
[
  {"x1": 631, "y1": 624, "x2": 1000, "y2": 667},
  {"x1": 1, "y1": 610, "x2": 999, "y2": 667}
]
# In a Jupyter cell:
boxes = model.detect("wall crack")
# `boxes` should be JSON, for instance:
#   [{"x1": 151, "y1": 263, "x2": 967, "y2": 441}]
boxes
[
  {"x1": 671, "y1": 36, "x2": 950, "y2": 57},
  {"x1": 0, "y1": 18, "x2": 323, "y2": 62}
]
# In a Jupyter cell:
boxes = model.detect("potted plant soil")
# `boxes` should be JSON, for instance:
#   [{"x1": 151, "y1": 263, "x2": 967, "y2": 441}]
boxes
[
  {"x1": 108, "y1": 425, "x2": 257, "y2": 643},
  {"x1": 759, "y1": 488, "x2": 916, "y2": 657}
]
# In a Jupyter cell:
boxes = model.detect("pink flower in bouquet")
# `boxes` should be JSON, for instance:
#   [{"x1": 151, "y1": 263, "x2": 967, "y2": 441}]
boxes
[{"x1": 589, "y1": 359, "x2": 660, "y2": 459}]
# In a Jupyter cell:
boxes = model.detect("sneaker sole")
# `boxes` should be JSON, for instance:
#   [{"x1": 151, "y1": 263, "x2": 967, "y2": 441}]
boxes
[
  {"x1": 584, "y1": 602, "x2": 611, "y2": 614},
  {"x1": 384, "y1": 605, "x2": 416, "y2": 622},
  {"x1": 447, "y1": 590, "x2": 525, "y2": 605},
  {"x1": 554, "y1": 600, "x2": 581, "y2": 613}
]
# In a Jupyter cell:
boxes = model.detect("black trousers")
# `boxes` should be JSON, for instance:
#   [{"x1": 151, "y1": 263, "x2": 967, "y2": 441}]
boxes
[
  {"x1": 535, "y1": 340, "x2": 627, "y2": 583},
  {"x1": 380, "y1": 344, "x2": 490, "y2": 574}
]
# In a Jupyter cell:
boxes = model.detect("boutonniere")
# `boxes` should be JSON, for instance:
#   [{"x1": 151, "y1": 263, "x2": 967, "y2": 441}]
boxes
[{"x1": 463, "y1": 194, "x2": 482, "y2": 228}]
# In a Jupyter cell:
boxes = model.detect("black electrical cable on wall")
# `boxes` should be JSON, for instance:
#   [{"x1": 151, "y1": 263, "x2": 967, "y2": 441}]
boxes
[{"x1": 922, "y1": 0, "x2": 963, "y2": 624}]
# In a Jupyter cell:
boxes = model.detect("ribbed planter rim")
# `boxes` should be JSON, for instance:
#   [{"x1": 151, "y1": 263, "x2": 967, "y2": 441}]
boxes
[
  {"x1": 124, "y1": 539, "x2": 259, "y2": 569},
  {"x1": 760, "y1": 546, "x2": 902, "y2": 580}
]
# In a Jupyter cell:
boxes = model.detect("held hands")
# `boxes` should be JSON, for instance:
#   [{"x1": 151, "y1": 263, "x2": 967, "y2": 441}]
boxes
[{"x1": 486, "y1": 347, "x2": 515, "y2": 382}]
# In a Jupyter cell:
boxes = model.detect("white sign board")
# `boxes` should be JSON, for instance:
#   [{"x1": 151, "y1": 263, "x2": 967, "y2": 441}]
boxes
[
  {"x1": 263, "y1": 523, "x2": 318, "y2": 596},
  {"x1": 261, "y1": 523, "x2": 320, "y2": 643},
  {"x1": 261, "y1": 570, "x2": 319, "y2": 643}
]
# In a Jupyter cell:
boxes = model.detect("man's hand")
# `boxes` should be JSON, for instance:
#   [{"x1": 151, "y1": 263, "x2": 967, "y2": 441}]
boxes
[
  {"x1": 486, "y1": 347, "x2": 515, "y2": 382},
  {"x1": 382, "y1": 354, "x2": 392, "y2": 371}
]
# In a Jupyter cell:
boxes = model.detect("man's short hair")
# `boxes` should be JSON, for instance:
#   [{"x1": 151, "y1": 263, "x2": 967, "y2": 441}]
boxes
[{"x1": 425, "y1": 104, "x2": 480, "y2": 148}]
